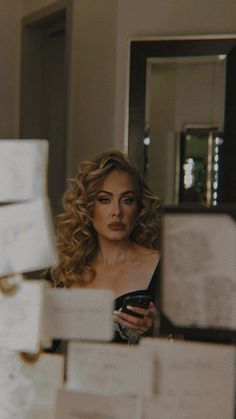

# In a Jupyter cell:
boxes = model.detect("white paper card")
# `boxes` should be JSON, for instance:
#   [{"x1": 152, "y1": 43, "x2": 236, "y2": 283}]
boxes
[
  {"x1": 43, "y1": 288, "x2": 114, "y2": 341},
  {"x1": 141, "y1": 338, "x2": 235, "y2": 419},
  {"x1": 0, "y1": 348, "x2": 64, "y2": 419},
  {"x1": 0, "y1": 198, "x2": 58, "y2": 276},
  {"x1": 55, "y1": 389, "x2": 143, "y2": 419},
  {"x1": 66, "y1": 342, "x2": 154, "y2": 397},
  {"x1": 0, "y1": 280, "x2": 44, "y2": 352},
  {"x1": 0, "y1": 139, "x2": 48, "y2": 202},
  {"x1": 162, "y1": 213, "x2": 236, "y2": 328}
]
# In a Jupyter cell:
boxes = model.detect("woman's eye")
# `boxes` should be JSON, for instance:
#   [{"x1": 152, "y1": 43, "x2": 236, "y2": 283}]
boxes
[
  {"x1": 97, "y1": 197, "x2": 110, "y2": 204},
  {"x1": 121, "y1": 197, "x2": 135, "y2": 205}
]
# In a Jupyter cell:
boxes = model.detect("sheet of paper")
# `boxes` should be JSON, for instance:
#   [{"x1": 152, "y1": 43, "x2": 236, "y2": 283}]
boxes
[
  {"x1": 162, "y1": 213, "x2": 236, "y2": 328},
  {"x1": 42, "y1": 288, "x2": 114, "y2": 342},
  {"x1": 0, "y1": 197, "x2": 58, "y2": 276},
  {"x1": 0, "y1": 139, "x2": 48, "y2": 202},
  {"x1": 0, "y1": 280, "x2": 44, "y2": 352},
  {"x1": 141, "y1": 338, "x2": 235, "y2": 419},
  {"x1": 66, "y1": 342, "x2": 154, "y2": 397},
  {"x1": 55, "y1": 389, "x2": 143, "y2": 419},
  {"x1": 0, "y1": 348, "x2": 64, "y2": 419}
]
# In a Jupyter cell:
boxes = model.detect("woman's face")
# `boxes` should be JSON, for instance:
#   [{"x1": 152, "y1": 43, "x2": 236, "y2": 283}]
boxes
[{"x1": 92, "y1": 170, "x2": 138, "y2": 243}]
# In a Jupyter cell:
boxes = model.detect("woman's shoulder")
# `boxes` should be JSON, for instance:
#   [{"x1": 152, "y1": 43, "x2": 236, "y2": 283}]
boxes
[{"x1": 134, "y1": 243, "x2": 160, "y2": 263}]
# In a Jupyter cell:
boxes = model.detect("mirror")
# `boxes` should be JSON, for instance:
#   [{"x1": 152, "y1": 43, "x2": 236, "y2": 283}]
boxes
[{"x1": 128, "y1": 36, "x2": 236, "y2": 205}]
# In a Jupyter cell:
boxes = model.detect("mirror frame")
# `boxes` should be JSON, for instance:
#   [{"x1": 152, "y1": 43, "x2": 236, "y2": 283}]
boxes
[{"x1": 128, "y1": 35, "x2": 236, "y2": 205}]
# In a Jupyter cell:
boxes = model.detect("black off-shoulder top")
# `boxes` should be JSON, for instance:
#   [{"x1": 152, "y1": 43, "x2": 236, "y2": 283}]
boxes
[
  {"x1": 114, "y1": 261, "x2": 160, "y2": 311},
  {"x1": 113, "y1": 262, "x2": 161, "y2": 343}
]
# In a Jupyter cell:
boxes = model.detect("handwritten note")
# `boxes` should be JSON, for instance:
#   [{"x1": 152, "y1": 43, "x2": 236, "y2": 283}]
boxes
[
  {"x1": 66, "y1": 342, "x2": 154, "y2": 397},
  {"x1": 0, "y1": 348, "x2": 64, "y2": 419},
  {"x1": 22, "y1": 352, "x2": 64, "y2": 419},
  {"x1": 0, "y1": 280, "x2": 44, "y2": 352},
  {"x1": 141, "y1": 338, "x2": 235, "y2": 419},
  {"x1": 43, "y1": 288, "x2": 114, "y2": 342},
  {"x1": 0, "y1": 198, "x2": 58, "y2": 276},
  {"x1": 161, "y1": 213, "x2": 236, "y2": 328},
  {"x1": 55, "y1": 389, "x2": 143, "y2": 419},
  {"x1": 0, "y1": 139, "x2": 48, "y2": 202}
]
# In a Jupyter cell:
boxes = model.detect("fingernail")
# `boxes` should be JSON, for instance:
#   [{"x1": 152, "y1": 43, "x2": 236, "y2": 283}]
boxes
[
  {"x1": 113, "y1": 310, "x2": 119, "y2": 315},
  {"x1": 126, "y1": 305, "x2": 134, "y2": 310}
]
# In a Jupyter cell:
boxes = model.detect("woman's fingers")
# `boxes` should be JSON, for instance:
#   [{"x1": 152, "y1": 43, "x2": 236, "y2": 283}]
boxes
[
  {"x1": 113, "y1": 306, "x2": 154, "y2": 334},
  {"x1": 115, "y1": 315, "x2": 147, "y2": 334}
]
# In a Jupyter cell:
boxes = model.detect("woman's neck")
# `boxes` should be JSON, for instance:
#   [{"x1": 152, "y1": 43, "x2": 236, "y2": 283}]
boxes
[{"x1": 95, "y1": 238, "x2": 137, "y2": 266}]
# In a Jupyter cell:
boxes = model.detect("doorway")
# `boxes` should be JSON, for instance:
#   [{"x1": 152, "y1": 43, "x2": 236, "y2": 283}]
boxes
[{"x1": 20, "y1": 3, "x2": 70, "y2": 215}]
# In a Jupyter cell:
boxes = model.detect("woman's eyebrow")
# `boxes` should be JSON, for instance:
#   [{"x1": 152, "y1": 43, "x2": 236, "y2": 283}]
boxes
[
  {"x1": 97, "y1": 190, "x2": 135, "y2": 195},
  {"x1": 97, "y1": 190, "x2": 113, "y2": 195},
  {"x1": 120, "y1": 190, "x2": 135, "y2": 196}
]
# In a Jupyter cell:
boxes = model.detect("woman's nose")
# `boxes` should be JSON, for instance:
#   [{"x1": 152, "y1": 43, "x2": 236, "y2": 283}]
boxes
[{"x1": 112, "y1": 201, "x2": 123, "y2": 217}]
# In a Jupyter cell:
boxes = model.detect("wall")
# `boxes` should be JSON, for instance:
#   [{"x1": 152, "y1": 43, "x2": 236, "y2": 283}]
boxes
[
  {"x1": 2, "y1": 0, "x2": 236, "y2": 173},
  {"x1": 22, "y1": 0, "x2": 118, "y2": 176},
  {"x1": 0, "y1": 1, "x2": 22, "y2": 138},
  {"x1": 67, "y1": 0, "x2": 118, "y2": 175},
  {"x1": 22, "y1": 0, "x2": 57, "y2": 14}
]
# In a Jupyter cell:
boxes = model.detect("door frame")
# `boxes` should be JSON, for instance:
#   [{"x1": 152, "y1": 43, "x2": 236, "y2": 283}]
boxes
[{"x1": 20, "y1": 0, "x2": 73, "y2": 214}]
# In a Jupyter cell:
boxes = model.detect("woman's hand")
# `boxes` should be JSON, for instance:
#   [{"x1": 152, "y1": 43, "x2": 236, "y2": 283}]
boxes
[{"x1": 113, "y1": 302, "x2": 157, "y2": 336}]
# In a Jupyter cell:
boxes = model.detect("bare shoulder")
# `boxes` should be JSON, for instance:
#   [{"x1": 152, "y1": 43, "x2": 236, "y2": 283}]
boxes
[{"x1": 134, "y1": 244, "x2": 160, "y2": 264}]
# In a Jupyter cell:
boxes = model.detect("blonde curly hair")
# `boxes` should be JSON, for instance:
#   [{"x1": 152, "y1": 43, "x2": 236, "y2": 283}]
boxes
[{"x1": 52, "y1": 150, "x2": 161, "y2": 287}]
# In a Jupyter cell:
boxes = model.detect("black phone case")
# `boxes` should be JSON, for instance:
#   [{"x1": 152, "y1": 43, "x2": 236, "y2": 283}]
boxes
[{"x1": 121, "y1": 295, "x2": 152, "y2": 318}]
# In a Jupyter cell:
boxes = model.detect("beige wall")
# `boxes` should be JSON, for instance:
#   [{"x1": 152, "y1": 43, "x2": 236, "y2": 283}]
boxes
[
  {"x1": 22, "y1": 0, "x2": 118, "y2": 176},
  {"x1": 0, "y1": 1, "x2": 22, "y2": 138},
  {"x1": 67, "y1": 0, "x2": 118, "y2": 175},
  {"x1": 1, "y1": 0, "x2": 236, "y2": 172},
  {"x1": 22, "y1": 0, "x2": 57, "y2": 15}
]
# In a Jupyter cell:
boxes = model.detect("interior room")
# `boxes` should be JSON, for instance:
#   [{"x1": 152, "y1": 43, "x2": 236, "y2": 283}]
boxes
[{"x1": 0, "y1": 1, "x2": 236, "y2": 418}]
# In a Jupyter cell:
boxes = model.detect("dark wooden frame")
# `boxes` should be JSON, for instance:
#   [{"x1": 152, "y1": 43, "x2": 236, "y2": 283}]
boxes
[{"x1": 128, "y1": 36, "x2": 236, "y2": 204}]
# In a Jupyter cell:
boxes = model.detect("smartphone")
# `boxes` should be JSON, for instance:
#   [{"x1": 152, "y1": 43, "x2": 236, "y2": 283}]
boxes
[{"x1": 121, "y1": 294, "x2": 152, "y2": 318}]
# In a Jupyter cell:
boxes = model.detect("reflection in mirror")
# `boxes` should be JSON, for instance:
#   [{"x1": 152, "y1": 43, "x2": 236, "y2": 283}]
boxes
[
  {"x1": 178, "y1": 128, "x2": 223, "y2": 206},
  {"x1": 145, "y1": 56, "x2": 225, "y2": 206},
  {"x1": 128, "y1": 37, "x2": 236, "y2": 206}
]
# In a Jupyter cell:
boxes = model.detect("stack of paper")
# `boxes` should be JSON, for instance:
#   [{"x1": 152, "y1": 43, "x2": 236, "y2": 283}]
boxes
[
  {"x1": 0, "y1": 140, "x2": 62, "y2": 418},
  {"x1": 54, "y1": 341, "x2": 155, "y2": 419},
  {"x1": 161, "y1": 213, "x2": 236, "y2": 329},
  {"x1": 0, "y1": 348, "x2": 64, "y2": 419},
  {"x1": 0, "y1": 139, "x2": 58, "y2": 275},
  {"x1": 66, "y1": 341, "x2": 154, "y2": 397},
  {"x1": 0, "y1": 139, "x2": 48, "y2": 202},
  {"x1": 55, "y1": 390, "x2": 143, "y2": 419},
  {"x1": 42, "y1": 288, "x2": 114, "y2": 342},
  {"x1": 141, "y1": 338, "x2": 235, "y2": 419},
  {"x1": 0, "y1": 280, "x2": 44, "y2": 353}
]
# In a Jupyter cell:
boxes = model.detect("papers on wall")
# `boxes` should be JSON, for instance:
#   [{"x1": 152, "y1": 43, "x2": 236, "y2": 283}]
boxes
[
  {"x1": 161, "y1": 213, "x2": 236, "y2": 329},
  {"x1": 66, "y1": 341, "x2": 154, "y2": 397},
  {"x1": 0, "y1": 198, "x2": 58, "y2": 276},
  {"x1": 0, "y1": 280, "x2": 44, "y2": 353},
  {"x1": 0, "y1": 348, "x2": 64, "y2": 419},
  {"x1": 141, "y1": 338, "x2": 235, "y2": 419},
  {"x1": 55, "y1": 389, "x2": 143, "y2": 419},
  {"x1": 0, "y1": 139, "x2": 48, "y2": 202},
  {"x1": 42, "y1": 288, "x2": 114, "y2": 342}
]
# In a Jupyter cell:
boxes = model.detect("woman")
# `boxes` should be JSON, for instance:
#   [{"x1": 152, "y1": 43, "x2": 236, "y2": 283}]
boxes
[{"x1": 52, "y1": 150, "x2": 161, "y2": 343}]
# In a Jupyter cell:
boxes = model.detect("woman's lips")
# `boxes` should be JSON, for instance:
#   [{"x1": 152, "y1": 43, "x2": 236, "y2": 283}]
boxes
[{"x1": 108, "y1": 222, "x2": 125, "y2": 231}]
